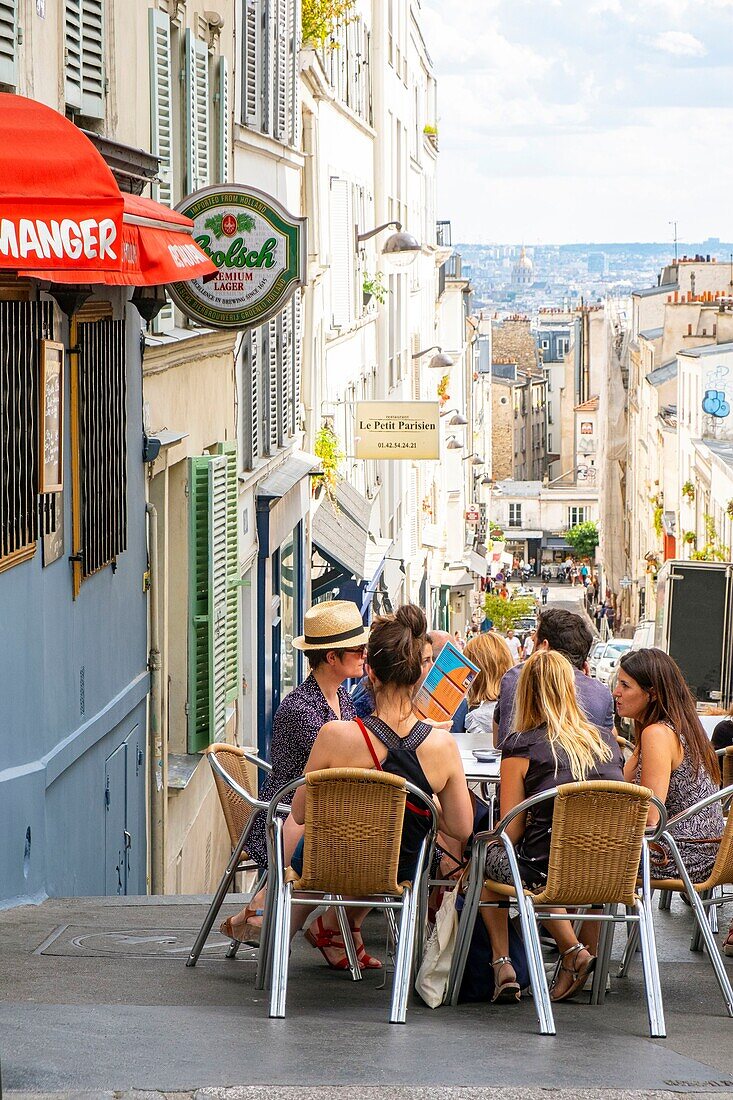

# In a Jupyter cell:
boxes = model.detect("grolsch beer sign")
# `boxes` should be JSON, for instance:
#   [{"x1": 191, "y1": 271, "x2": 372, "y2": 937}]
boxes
[{"x1": 168, "y1": 184, "x2": 307, "y2": 329}]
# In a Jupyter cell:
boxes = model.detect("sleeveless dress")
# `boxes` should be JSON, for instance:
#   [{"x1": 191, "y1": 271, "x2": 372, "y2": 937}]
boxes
[
  {"x1": 356, "y1": 715, "x2": 435, "y2": 883},
  {"x1": 635, "y1": 725, "x2": 723, "y2": 883}
]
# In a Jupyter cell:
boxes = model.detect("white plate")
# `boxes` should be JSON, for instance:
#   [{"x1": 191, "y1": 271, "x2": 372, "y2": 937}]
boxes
[{"x1": 472, "y1": 750, "x2": 501, "y2": 762}]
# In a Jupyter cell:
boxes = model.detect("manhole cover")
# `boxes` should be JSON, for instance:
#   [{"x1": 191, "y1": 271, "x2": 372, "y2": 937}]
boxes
[{"x1": 35, "y1": 924, "x2": 258, "y2": 960}]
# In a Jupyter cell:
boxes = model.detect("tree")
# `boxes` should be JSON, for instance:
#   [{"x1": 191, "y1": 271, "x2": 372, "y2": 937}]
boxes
[
  {"x1": 482, "y1": 594, "x2": 536, "y2": 633},
  {"x1": 565, "y1": 520, "x2": 599, "y2": 560},
  {"x1": 302, "y1": 0, "x2": 357, "y2": 48}
]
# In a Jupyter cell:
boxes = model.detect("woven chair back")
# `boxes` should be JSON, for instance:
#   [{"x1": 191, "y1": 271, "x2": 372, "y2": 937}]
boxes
[
  {"x1": 706, "y1": 791, "x2": 733, "y2": 888},
  {"x1": 723, "y1": 748, "x2": 733, "y2": 791},
  {"x1": 293, "y1": 768, "x2": 407, "y2": 897},
  {"x1": 206, "y1": 743, "x2": 258, "y2": 851},
  {"x1": 533, "y1": 780, "x2": 653, "y2": 908}
]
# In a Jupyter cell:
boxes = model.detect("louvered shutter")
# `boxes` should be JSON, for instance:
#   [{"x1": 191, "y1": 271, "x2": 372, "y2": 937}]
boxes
[
  {"x1": 0, "y1": 1, "x2": 18, "y2": 87},
  {"x1": 411, "y1": 333, "x2": 421, "y2": 399},
  {"x1": 266, "y1": 317, "x2": 279, "y2": 453},
  {"x1": 329, "y1": 178, "x2": 352, "y2": 328},
  {"x1": 292, "y1": 289, "x2": 301, "y2": 435},
  {"x1": 215, "y1": 442, "x2": 240, "y2": 704},
  {"x1": 275, "y1": 0, "x2": 287, "y2": 141},
  {"x1": 149, "y1": 10, "x2": 174, "y2": 331},
  {"x1": 249, "y1": 328, "x2": 260, "y2": 465},
  {"x1": 409, "y1": 468, "x2": 418, "y2": 559},
  {"x1": 185, "y1": 29, "x2": 210, "y2": 193},
  {"x1": 280, "y1": 306, "x2": 291, "y2": 442},
  {"x1": 80, "y1": 0, "x2": 104, "y2": 118},
  {"x1": 188, "y1": 455, "x2": 229, "y2": 752},
  {"x1": 64, "y1": 0, "x2": 83, "y2": 110},
  {"x1": 217, "y1": 55, "x2": 230, "y2": 183},
  {"x1": 264, "y1": 0, "x2": 276, "y2": 134},
  {"x1": 287, "y1": 0, "x2": 300, "y2": 147},
  {"x1": 242, "y1": 0, "x2": 262, "y2": 129}
]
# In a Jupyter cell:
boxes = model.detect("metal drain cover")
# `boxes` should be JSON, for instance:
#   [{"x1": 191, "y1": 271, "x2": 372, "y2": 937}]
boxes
[{"x1": 35, "y1": 924, "x2": 258, "y2": 960}]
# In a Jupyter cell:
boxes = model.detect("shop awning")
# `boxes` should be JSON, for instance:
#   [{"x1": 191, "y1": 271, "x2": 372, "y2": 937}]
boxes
[
  {"x1": 441, "y1": 566, "x2": 475, "y2": 589},
  {"x1": 312, "y1": 482, "x2": 391, "y2": 582},
  {"x1": 0, "y1": 93, "x2": 124, "y2": 272},
  {"x1": 27, "y1": 193, "x2": 215, "y2": 286}
]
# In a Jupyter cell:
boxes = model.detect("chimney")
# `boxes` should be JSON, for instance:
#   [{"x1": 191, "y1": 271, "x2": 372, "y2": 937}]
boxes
[{"x1": 688, "y1": 323, "x2": 692, "y2": 335}]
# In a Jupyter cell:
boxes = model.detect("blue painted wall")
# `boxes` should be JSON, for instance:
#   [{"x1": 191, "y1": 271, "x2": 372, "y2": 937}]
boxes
[{"x1": 0, "y1": 300, "x2": 149, "y2": 907}]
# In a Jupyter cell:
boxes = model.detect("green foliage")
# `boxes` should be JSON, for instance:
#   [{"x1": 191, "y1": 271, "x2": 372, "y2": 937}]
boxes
[
  {"x1": 489, "y1": 528, "x2": 505, "y2": 542},
  {"x1": 302, "y1": 0, "x2": 357, "y2": 47},
  {"x1": 682, "y1": 530, "x2": 696, "y2": 546},
  {"x1": 690, "y1": 514, "x2": 729, "y2": 561},
  {"x1": 437, "y1": 373, "x2": 450, "y2": 401},
  {"x1": 423, "y1": 123, "x2": 438, "y2": 136},
  {"x1": 649, "y1": 492, "x2": 663, "y2": 540},
  {"x1": 203, "y1": 212, "x2": 256, "y2": 239},
  {"x1": 681, "y1": 480, "x2": 696, "y2": 503},
  {"x1": 727, "y1": 500, "x2": 733, "y2": 520},
  {"x1": 313, "y1": 422, "x2": 344, "y2": 499},
  {"x1": 482, "y1": 593, "x2": 536, "y2": 633},
  {"x1": 362, "y1": 271, "x2": 387, "y2": 304},
  {"x1": 565, "y1": 520, "x2": 599, "y2": 559}
]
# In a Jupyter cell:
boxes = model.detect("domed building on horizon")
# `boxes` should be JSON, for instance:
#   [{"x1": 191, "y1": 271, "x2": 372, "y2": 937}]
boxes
[{"x1": 512, "y1": 245, "x2": 534, "y2": 286}]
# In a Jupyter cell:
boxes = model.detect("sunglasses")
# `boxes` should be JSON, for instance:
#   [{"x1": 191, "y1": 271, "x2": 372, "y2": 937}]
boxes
[{"x1": 340, "y1": 645, "x2": 367, "y2": 657}]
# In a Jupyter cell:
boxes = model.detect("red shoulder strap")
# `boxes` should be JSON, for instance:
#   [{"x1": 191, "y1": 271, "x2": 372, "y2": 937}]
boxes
[{"x1": 355, "y1": 716, "x2": 383, "y2": 771}]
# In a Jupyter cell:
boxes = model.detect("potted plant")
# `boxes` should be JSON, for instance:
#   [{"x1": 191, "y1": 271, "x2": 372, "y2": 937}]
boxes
[
  {"x1": 423, "y1": 123, "x2": 438, "y2": 149},
  {"x1": 682, "y1": 530, "x2": 697, "y2": 546},
  {"x1": 726, "y1": 499, "x2": 733, "y2": 520},
  {"x1": 437, "y1": 373, "x2": 450, "y2": 405},
  {"x1": 362, "y1": 271, "x2": 387, "y2": 307},
  {"x1": 302, "y1": 0, "x2": 357, "y2": 48},
  {"x1": 681, "y1": 480, "x2": 696, "y2": 503},
  {"x1": 313, "y1": 422, "x2": 344, "y2": 502}
]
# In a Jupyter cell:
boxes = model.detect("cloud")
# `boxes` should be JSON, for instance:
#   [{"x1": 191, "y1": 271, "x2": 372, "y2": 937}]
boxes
[{"x1": 650, "y1": 30, "x2": 707, "y2": 56}]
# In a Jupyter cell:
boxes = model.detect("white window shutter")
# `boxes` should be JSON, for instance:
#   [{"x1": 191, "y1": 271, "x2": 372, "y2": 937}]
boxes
[
  {"x1": 185, "y1": 29, "x2": 210, "y2": 192},
  {"x1": 281, "y1": 305, "x2": 292, "y2": 441},
  {"x1": 64, "y1": 0, "x2": 83, "y2": 110},
  {"x1": 264, "y1": 0, "x2": 276, "y2": 135},
  {"x1": 80, "y1": 0, "x2": 104, "y2": 119},
  {"x1": 266, "y1": 318, "x2": 279, "y2": 453},
  {"x1": 242, "y1": 0, "x2": 262, "y2": 129},
  {"x1": 149, "y1": 10, "x2": 174, "y2": 332},
  {"x1": 409, "y1": 469, "x2": 418, "y2": 559},
  {"x1": 275, "y1": 0, "x2": 287, "y2": 141},
  {"x1": 287, "y1": 0, "x2": 300, "y2": 147},
  {"x1": 0, "y1": 0, "x2": 18, "y2": 88},
  {"x1": 217, "y1": 55, "x2": 230, "y2": 183},
  {"x1": 329, "y1": 178, "x2": 352, "y2": 328},
  {"x1": 292, "y1": 289, "x2": 302, "y2": 433}
]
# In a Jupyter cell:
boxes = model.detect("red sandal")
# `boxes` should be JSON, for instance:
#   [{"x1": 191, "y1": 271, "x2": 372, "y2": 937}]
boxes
[{"x1": 304, "y1": 916, "x2": 382, "y2": 970}]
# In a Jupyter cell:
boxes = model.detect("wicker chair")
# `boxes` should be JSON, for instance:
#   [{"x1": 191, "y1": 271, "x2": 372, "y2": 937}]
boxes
[
  {"x1": 446, "y1": 780, "x2": 668, "y2": 1037},
  {"x1": 720, "y1": 746, "x2": 733, "y2": 791},
  {"x1": 187, "y1": 743, "x2": 273, "y2": 967},
  {"x1": 618, "y1": 782, "x2": 733, "y2": 1018},
  {"x1": 259, "y1": 767, "x2": 437, "y2": 1024}
]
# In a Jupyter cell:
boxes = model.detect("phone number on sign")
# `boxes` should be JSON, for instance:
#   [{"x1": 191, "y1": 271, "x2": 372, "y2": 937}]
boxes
[{"x1": 377, "y1": 441, "x2": 417, "y2": 449}]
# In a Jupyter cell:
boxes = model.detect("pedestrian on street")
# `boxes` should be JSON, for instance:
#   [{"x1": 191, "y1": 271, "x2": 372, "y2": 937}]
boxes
[
  {"x1": 540, "y1": 583, "x2": 549, "y2": 605},
  {"x1": 606, "y1": 604, "x2": 616, "y2": 632},
  {"x1": 522, "y1": 628, "x2": 536, "y2": 659},
  {"x1": 493, "y1": 607, "x2": 615, "y2": 747},
  {"x1": 219, "y1": 600, "x2": 370, "y2": 957},
  {"x1": 504, "y1": 628, "x2": 522, "y2": 665}
]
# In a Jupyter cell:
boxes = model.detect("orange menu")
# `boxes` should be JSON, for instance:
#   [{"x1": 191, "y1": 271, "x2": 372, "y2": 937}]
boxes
[{"x1": 413, "y1": 641, "x2": 479, "y2": 723}]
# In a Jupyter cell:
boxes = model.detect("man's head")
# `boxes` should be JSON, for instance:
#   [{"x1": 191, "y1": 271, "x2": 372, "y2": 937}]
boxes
[
  {"x1": 535, "y1": 607, "x2": 593, "y2": 670},
  {"x1": 506, "y1": 629, "x2": 515, "y2": 639},
  {"x1": 427, "y1": 629, "x2": 451, "y2": 657}
]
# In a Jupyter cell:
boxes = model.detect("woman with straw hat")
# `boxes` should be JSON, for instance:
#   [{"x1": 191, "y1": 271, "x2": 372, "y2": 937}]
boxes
[{"x1": 220, "y1": 600, "x2": 380, "y2": 967}]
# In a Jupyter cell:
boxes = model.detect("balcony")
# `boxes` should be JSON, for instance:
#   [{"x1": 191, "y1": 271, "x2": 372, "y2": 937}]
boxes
[
  {"x1": 436, "y1": 220, "x2": 452, "y2": 247},
  {"x1": 445, "y1": 252, "x2": 462, "y2": 279}
]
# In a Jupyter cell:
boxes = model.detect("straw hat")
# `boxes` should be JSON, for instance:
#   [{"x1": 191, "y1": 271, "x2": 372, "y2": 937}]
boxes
[{"x1": 292, "y1": 600, "x2": 370, "y2": 652}]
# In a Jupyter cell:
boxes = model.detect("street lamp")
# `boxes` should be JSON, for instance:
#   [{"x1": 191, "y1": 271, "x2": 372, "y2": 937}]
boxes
[
  {"x1": 412, "y1": 345, "x2": 454, "y2": 370},
  {"x1": 446, "y1": 436, "x2": 463, "y2": 450},
  {"x1": 462, "y1": 452, "x2": 484, "y2": 466},
  {"x1": 439, "y1": 407, "x2": 468, "y2": 426},
  {"x1": 355, "y1": 220, "x2": 421, "y2": 268}
]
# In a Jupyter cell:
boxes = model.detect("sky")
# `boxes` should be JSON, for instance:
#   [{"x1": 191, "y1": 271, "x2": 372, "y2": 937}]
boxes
[{"x1": 421, "y1": 0, "x2": 733, "y2": 245}]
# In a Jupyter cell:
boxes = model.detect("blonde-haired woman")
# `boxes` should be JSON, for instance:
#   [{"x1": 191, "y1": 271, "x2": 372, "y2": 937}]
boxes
[
  {"x1": 463, "y1": 632, "x2": 514, "y2": 743},
  {"x1": 480, "y1": 650, "x2": 624, "y2": 1003}
]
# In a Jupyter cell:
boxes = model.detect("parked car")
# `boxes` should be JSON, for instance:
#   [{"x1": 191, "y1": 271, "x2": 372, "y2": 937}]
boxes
[
  {"x1": 588, "y1": 641, "x2": 608, "y2": 677},
  {"x1": 596, "y1": 639, "x2": 634, "y2": 686},
  {"x1": 630, "y1": 619, "x2": 655, "y2": 650}
]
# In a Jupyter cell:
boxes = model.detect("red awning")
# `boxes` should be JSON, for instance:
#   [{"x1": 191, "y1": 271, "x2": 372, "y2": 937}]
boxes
[
  {"x1": 29, "y1": 194, "x2": 216, "y2": 286},
  {"x1": 0, "y1": 93, "x2": 124, "y2": 272}
]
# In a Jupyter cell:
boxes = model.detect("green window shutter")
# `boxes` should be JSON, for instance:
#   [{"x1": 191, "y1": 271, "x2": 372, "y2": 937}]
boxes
[
  {"x1": 215, "y1": 442, "x2": 240, "y2": 702},
  {"x1": 0, "y1": 1, "x2": 18, "y2": 88},
  {"x1": 217, "y1": 54, "x2": 230, "y2": 184},
  {"x1": 64, "y1": 0, "x2": 83, "y2": 110},
  {"x1": 80, "y1": 0, "x2": 104, "y2": 119},
  {"x1": 242, "y1": 0, "x2": 262, "y2": 130},
  {"x1": 185, "y1": 29, "x2": 210, "y2": 193},
  {"x1": 188, "y1": 455, "x2": 229, "y2": 752}
]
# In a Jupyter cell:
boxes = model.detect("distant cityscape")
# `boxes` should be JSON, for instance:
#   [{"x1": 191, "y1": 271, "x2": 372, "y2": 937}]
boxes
[{"x1": 456, "y1": 239, "x2": 733, "y2": 312}]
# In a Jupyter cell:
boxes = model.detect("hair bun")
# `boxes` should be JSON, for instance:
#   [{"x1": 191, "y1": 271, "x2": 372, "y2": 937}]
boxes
[{"x1": 395, "y1": 604, "x2": 427, "y2": 638}]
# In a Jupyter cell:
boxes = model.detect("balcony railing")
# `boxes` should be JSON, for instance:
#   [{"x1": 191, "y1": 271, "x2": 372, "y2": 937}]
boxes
[
  {"x1": 436, "y1": 220, "x2": 452, "y2": 247},
  {"x1": 445, "y1": 252, "x2": 462, "y2": 279}
]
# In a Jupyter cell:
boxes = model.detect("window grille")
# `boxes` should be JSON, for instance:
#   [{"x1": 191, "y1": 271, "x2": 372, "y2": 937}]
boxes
[
  {"x1": 0, "y1": 300, "x2": 54, "y2": 572},
  {"x1": 71, "y1": 317, "x2": 126, "y2": 594}
]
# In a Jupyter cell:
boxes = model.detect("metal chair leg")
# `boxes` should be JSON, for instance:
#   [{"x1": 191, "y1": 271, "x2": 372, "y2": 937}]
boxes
[
  {"x1": 390, "y1": 885, "x2": 416, "y2": 1023},
  {"x1": 658, "y1": 890, "x2": 672, "y2": 911},
  {"x1": 635, "y1": 897, "x2": 666, "y2": 1038},
  {"x1": 520, "y1": 895, "x2": 555, "y2": 1036},
  {"x1": 686, "y1": 882, "x2": 733, "y2": 1015},
  {"x1": 618, "y1": 920, "x2": 640, "y2": 977},
  {"x1": 690, "y1": 889, "x2": 708, "y2": 952},
  {"x1": 447, "y1": 856, "x2": 483, "y2": 1005},
  {"x1": 332, "y1": 895, "x2": 362, "y2": 982},
  {"x1": 709, "y1": 886, "x2": 721, "y2": 934},
  {"x1": 186, "y1": 835, "x2": 260, "y2": 966},
  {"x1": 590, "y1": 905, "x2": 616, "y2": 1005},
  {"x1": 255, "y1": 880, "x2": 275, "y2": 990},
  {"x1": 269, "y1": 880, "x2": 293, "y2": 1018}
]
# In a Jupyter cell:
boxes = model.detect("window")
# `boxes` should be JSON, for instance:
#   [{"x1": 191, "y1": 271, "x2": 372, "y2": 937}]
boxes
[
  {"x1": 329, "y1": 177, "x2": 354, "y2": 328},
  {"x1": 0, "y1": 1, "x2": 18, "y2": 87},
  {"x1": 240, "y1": 294, "x2": 301, "y2": 470},
  {"x1": 568, "y1": 506, "x2": 587, "y2": 528},
  {"x1": 70, "y1": 316, "x2": 127, "y2": 597},
  {"x1": 0, "y1": 300, "x2": 54, "y2": 573},
  {"x1": 185, "y1": 28, "x2": 210, "y2": 193},
  {"x1": 242, "y1": 0, "x2": 300, "y2": 144},
  {"x1": 64, "y1": 0, "x2": 105, "y2": 119},
  {"x1": 320, "y1": 14, "x2": 371, "y2": 125},
  {"x1": 509, "y1": 504, "x2": 522, "y2": 528}
]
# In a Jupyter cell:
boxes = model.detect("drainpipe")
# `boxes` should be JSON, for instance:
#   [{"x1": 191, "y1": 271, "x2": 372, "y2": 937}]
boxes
[{"x1": 146, "y1": 501, "x2": 166, "y2": 894}]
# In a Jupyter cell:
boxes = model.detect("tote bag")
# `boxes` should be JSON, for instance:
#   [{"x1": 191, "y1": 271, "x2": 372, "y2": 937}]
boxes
[{"x1": 415, "y1": 885, "x2": 459, "y2": 1008}]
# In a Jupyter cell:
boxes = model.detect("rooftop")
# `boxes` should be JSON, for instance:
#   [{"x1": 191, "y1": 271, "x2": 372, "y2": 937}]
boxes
[
  {"x1": 646, "y1": 361, "x2": 678, "y2": 387},
  {"x1": 638, "y1": 327, "x2": 663, "y2": 341},
  {"x1": 633, "y1": 283, "x2": 678, "y2": 299},
  {"x1": 679, "y1": 341, "x2": 733, "y2": 359}
]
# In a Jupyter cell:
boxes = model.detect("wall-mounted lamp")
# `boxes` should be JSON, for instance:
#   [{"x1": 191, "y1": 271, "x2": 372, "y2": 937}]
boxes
[
  {"x1": 446, "y1": 436, "x2": 463, "y2": 450},
  {"x1": 355, "y1": 220, "x2": 421, "y2": 268},
  {"x1": 462, "y1": 452, "x2": 484, "y2": 466},
  {"x1": 480, "y1": 474, "x2": 493, "y2": 486},
  {"x1": 439, "y1": 407, "x2": 468, "y2": 426},
  {"x1": 383, "y1": 555, "x2": 406, "y2": 575},
  {"x1": 131, "y1": 285, "x2": 168, "y2": 324},
  {"x1": 45, "y1": 284, "x2": 93, "y2": 318},
  {"x1": 412, "y1": 344, "x2": 454, "y2": 370}
]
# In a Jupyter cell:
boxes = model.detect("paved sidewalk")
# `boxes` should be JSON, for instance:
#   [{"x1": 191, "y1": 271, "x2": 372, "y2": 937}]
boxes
[{"x1": 1, "y1": 893, "x2": 733, "y2": 1097}]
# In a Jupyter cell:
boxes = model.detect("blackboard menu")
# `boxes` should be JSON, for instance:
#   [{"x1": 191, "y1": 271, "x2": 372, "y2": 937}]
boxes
[{"x1": 39, "y1": 340, "x2": 64, "y2": 493}]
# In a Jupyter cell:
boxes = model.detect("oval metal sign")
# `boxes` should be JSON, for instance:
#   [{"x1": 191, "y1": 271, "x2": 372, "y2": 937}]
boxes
[{"x1": 168, "y1": 185, "x2": 307, "y2": 330}]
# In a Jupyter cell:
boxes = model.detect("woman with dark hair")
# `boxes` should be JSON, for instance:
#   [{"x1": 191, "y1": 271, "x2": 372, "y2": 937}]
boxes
[
  {"x1": 614, "y1": 648, "x2": 724, "y2": 884},
  {"x1": 286, "y1": 604, "x2": 475, "y2": 967}
]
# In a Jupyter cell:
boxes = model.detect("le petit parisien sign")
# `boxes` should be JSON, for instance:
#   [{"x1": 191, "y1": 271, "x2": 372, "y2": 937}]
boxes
[
  {"x1": 168, "y1": 184, "x2": 307, "y2": 330},
  {"x1": 354, "y1": 402, "x2": 441, "y2": 460}
]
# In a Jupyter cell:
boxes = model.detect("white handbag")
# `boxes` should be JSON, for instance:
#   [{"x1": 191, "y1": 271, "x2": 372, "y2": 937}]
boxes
[{"x1": 415, "y1": 885, "x2": 460, "y2": 1008}]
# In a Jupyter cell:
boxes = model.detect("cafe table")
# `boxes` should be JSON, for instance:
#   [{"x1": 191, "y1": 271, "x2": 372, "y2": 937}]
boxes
[{"x1": 453, "y1": 728, "x2": 501, "y2": 816}]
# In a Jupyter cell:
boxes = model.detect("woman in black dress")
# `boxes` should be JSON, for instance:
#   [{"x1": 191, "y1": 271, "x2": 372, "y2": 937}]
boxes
[{"x1": 481, "y1": 650, "x2": 624, "y2": 1002}]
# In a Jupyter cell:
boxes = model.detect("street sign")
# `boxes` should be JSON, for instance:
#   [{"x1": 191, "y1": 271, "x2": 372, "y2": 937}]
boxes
[
  {"x1": 354, "y1": 401, "x2": 440, "y2": 460},
  {"x1": 168, "y1": 184, "x2": 307, "y2": 329},
  {"x1": 465, "y1": 507, "x2": 480, "y2": 525}
]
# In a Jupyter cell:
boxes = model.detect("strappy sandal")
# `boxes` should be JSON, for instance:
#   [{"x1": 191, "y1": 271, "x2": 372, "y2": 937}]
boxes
[
  {"x1": 219, "y1": 908, "x2": 262, "y2": 947},
  {"x1": 350, "y1": 924, "x2": 382, "y2": 970},
  {"x1": 491, "y1": 956, "x2": 521, "y2": 1003},
  {"x1": 723, "y1": 927, "x2": 733, "y2": 957},
  {"x1": 550, "y1": 942, "x2": 596, "y2": 1002},
  {"x1": 304, "y1": 916, "x2": 382, "y2": 970}
]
